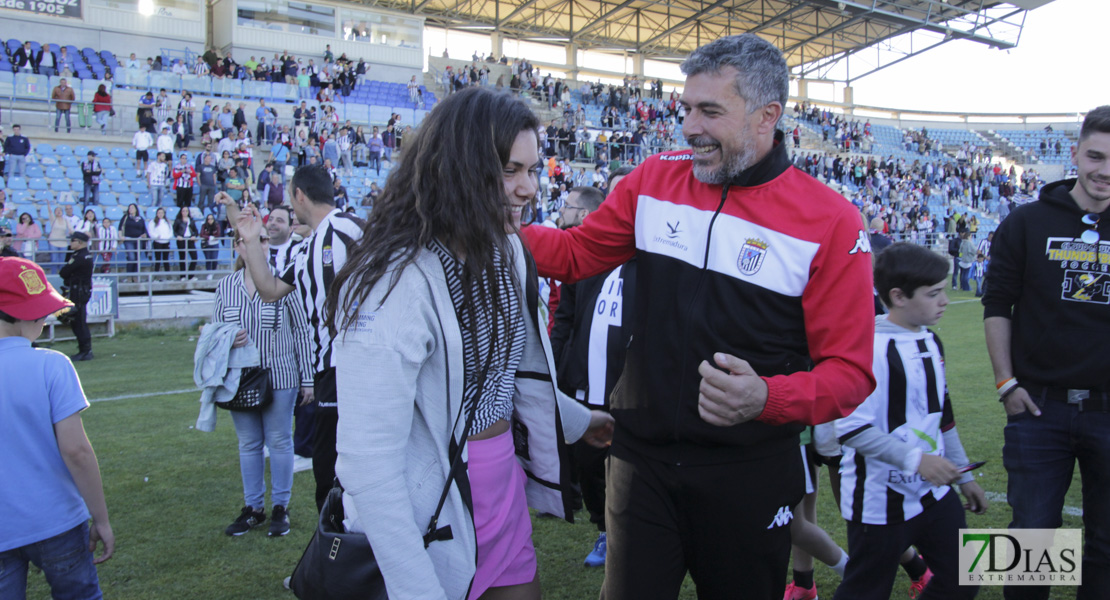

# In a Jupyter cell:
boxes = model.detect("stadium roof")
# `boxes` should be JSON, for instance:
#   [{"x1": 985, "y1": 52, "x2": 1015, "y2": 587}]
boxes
[{"x1": 355, "y1": 0, "x2": 1051, "y2": 82}]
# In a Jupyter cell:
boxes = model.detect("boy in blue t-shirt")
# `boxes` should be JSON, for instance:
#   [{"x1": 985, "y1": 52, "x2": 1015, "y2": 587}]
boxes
[
  {"x1": 833, "y1": 243, "x2": 987, "y2": 600},
  {"x1": 0, "y1": 257, "x2": 114, "y2": 598}
]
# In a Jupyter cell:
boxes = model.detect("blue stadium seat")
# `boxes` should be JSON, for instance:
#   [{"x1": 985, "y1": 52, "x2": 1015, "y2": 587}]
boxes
[
  {"x1": 105, "y1": 206, "x2": 124, "y2": 221},
  {"x1": 131, "y1": 182, "x2": 149, "y2": 195},
  {"x1": 45, "y1": 166, "x2": 65, "y2": 179},
  {"x1": 110, "y1": 181, "x2": 130, "y2": 193},
  {"x1": 99, "y1": 192, "x2": 117, "y2": 206},
  {"x1": 116, "y1": 158, "x2": 134, "y2": 170},
  {"x1": 28, "y1": 178, "x2": 48, "y2": 191},
  {"x1": 50, "y1": 180, "x2": 71, "y2": 192},
  {"x1": 65, "y1": 167, "x2": 82, "y2": 180},
  {"x1": 109, "y1": 147, "x2": 127, "y2": 159},
  {"x1": 104, "y1": 169, "x2": 122, "y2": 181},
  {"x1": 121, "y1": 170, "x2": 138, "y2": 181},
  {"x1": 36, "y1": 143, "x2": 54, "y2": 156},
  {"x1": 59, "y1": 156, "x2": 79, "y2": 167},
  {"x1": 120, "y1": 193, "x2": 138, "y2": 207},
  {"x1": 35, "y1": 190, "x2": 54, "y2": 202},
  {"x1": 24, "y1": 164, "x2": 44, "y2": 178},
  {"x1": 54, "y1": 145, "x2": 73, "y2": 156},
  {"x1": 99, "y1": 157, "x2": 116, "y2": 169},
  {"x1": 73, "y1": 145, "x2": 89, "y2": 157},
  {"x1": 10, "y1": 190, "x2": 31, "y2": 203}
]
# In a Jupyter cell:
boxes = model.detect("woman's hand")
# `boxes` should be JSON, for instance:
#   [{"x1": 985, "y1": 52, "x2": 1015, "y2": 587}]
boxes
[
  {"x1": 581, "y1": 410, "x2": 615, "y2": 449},
  {"x1": 231, "y1": 328, "x2": 250, "y2": 348}
]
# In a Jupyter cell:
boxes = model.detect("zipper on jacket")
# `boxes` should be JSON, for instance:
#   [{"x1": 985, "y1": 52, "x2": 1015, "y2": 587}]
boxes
[{"x1": 671, "y1": 184, "x2": 731, "y2": 443}]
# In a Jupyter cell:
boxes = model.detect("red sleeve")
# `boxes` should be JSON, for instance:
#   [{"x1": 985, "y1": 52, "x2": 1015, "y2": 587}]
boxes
[
  {"x1": 521, "y1": 166, "x2": 641, "y2": 283},
  {"x1": 756, "y1": 206, "x2": 876, "y2": 426}
]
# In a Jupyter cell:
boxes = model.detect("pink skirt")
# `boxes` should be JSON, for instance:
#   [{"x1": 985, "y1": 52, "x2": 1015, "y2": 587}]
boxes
[{"x1": 466, "y1": 428, "x2": 537, "y2": 599}]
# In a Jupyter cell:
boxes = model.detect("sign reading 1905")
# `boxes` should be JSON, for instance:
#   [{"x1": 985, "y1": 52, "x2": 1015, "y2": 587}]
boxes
[{"x1": 0, "y1": 0, "x2": 82, "y2": 19}]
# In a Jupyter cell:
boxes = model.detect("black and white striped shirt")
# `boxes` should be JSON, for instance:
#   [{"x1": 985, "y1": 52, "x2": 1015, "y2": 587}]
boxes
[
  {"x1": 213, "y1": 269, "x2": 315, "y2": 390},
  {"x1": 429, "y1": 240, "x2": 525, "y2": 434},
  {"x1": 269, "y1": 238, "x2": 299, "y2": 274},
  {"x1": 279, "y1": 209, "x2": 364, "y2": 385},
  {"x1": 836, "y1": 317, "x2": 956, "y2": 525}
]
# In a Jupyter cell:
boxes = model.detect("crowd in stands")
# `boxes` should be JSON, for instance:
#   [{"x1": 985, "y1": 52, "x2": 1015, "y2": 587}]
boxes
[
  {"x1": 0, "y1": 36, "x2": 1066, "y2": 289},
  {"x1": 790, "y1": 150, "x2": 1033, "y2": 251}
]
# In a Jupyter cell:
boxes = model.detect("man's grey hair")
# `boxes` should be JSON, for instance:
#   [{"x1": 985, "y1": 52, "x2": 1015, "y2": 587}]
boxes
[{"x1": 681, "y1": 34, "x2": 789, "y2": 121}]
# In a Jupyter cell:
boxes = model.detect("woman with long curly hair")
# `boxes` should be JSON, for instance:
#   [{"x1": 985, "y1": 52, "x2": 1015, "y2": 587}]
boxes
[{"x1": 324, "y1": 87, "x2": 613, "y2": 599}]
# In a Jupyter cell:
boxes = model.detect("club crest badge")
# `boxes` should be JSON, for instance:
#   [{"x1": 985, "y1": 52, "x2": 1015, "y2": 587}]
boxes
[
  {"x1": 19, "y1": 265, "x2": 46, "y2": 295},
  {"x1": 738, "y1": 238, "x2": 769, "y2": 276},
  {"x1": 322, "y1": 245, "x2": 333, "y2": 266}
]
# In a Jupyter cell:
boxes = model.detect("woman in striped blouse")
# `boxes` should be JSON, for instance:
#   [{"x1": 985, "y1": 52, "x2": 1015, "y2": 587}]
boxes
[{"x1": 212, "y1": 227, "x2": 314, "y2": 538}]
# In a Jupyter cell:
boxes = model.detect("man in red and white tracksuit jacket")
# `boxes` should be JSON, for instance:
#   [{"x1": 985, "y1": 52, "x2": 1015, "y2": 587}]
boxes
[{"x1": 522, "y1": 34, "x2": 876, "y2": 600}]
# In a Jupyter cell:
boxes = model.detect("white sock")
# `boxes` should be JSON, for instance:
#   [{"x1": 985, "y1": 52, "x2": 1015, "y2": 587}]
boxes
[{"x1": 832, "y1": 549, "x2": 849, "y2": 578}]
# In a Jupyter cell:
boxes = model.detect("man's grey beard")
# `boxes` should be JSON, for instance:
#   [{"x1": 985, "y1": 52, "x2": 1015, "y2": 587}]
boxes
[{"x1": 690, "y1": 134, "x2": 760, "y2": 185}]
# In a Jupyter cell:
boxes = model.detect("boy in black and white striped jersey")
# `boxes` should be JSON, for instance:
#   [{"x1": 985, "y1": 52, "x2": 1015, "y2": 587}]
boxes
[{"x1": 833, "y1": 243, "x2": 987, "y2": 600}]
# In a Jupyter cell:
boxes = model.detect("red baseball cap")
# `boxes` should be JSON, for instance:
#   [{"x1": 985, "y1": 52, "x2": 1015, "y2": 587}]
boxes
[{"x1": 0, "y1": 257, "x2": 73, "y2": 321}]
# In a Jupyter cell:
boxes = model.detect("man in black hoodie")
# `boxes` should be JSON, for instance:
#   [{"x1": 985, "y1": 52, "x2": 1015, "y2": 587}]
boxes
[{"x1": 983, "y1": 105, "x2": 1110, "y2": 600}]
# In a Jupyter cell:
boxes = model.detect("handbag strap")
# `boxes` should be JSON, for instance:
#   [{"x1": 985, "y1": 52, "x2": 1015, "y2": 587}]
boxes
[{"x1": 422, "y1": 366, "x2": 487, "y2": 548}]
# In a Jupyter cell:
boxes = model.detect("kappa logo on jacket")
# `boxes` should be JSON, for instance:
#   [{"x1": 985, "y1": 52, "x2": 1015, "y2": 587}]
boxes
[
  {"x1": 848, "y1": 229, "x2": 872, "y2": 255},
  {"x1": 766, "y1": 505, "x2": 794, "y2": 529}
]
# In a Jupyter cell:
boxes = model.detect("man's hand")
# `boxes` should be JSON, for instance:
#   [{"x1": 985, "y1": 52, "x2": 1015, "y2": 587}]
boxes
[
  {"x1": 581, "y1": 410, "x2": 614, "y2": 448},
  {"x1": 299, "y1": 386, "x2": 315, "y2": 406},
  {"x1": 214, "y1": 191, "x2": 234, "y2": 206},
  {"x1": 231, "y1": 328, "x2": 249, "y2": 348},
  {"x1": 235, "y1": 203, "x2": 263, "y2": 241},
  {"x1": 1002, "y1": 387, "x2": 1040, "y2": 417},
  {"x1": 960, "y1": 481, "x2": 989, "y2": 515},
  {"x1": 917, "y1": 454, "x2": 959, "y2": 487},
  {"x1": 89, "y1": 518, "x2": 114, "y2": 564},
  {"x1": 697, "y1": 353, "x2": 768, "y2": 427}
]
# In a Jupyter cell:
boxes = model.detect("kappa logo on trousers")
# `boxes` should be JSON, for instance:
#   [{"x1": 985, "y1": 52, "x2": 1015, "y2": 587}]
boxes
[{"x1": 766, "y1": 505, "x2": 794, "y2": 529}]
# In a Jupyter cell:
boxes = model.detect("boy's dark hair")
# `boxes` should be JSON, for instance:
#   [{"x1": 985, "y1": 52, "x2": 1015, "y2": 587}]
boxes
[
  {"x1": 0, "y1": 309, "x2": 17, "y2": 324},
  {"x1": 874, "y1": 242, "x2": 950, "y2": 307},
  {"x1": 1079, "y1": 106, "x2": 1110, "y2": 142}
]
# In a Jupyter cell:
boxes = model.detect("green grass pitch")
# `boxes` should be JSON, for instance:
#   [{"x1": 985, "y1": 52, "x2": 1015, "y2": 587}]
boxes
[{"x1": 24, "y1": 290, "x2": 1083, "y2": 599}]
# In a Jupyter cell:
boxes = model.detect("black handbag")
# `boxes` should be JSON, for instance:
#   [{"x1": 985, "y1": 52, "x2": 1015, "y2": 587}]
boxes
[
  {"x1": 215, "y1": 366, "x2": 273, "y2": 411},
  {"x1": 289, "y1": 370, "x2": 484, "y2": 600}
]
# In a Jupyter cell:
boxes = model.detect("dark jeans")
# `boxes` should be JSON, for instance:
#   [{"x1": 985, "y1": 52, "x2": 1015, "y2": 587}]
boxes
[
  {"x1": 175, "y1": 187, "x2": 193, "y2": 208},
  {"x1": 151, "y1": 241, "x2": 171, "y2": 272},
  {"x1": 122, "y1": 239, "x2": 141, "y2": 273},
  {"x1": 0, "y1": 522, "x2": 103, "y2": 599},
  {"x1": 959, "y1": 264, "x2": 972, "y2": 291},
  {"x1": 312, "y1": 368, "x2": 338, "y2": 512},
  {"x1": 201, "y1": 245, "x2": 219, "y2": 271},
  {"x1": 600, "y1": 435, "x2": 803, "y2": 600},
  {"x1": 177, "y1": 239, "x2": 198, "y2": 274},
  {"x1": 55, "y1": 108, "x2": 72, "y2": 133},
  {"x1": 197, "y1": 185, "x2": 217, "y2": 214},
  {"x1": 82, "y1": 183, "x2": 99, "y2": 207},
  {"x1": 1003, "y1": 390, "x2": 1110, "y2": 600},
  {"x1": 834, "y1": 491, "x2": 976, "y2": 600},
  {"x1": 369, "y1": 152, "x2": 380, "y2": 175},
  {"x1": 952, "y1": 256, "x2": 960, "y2": 287}
]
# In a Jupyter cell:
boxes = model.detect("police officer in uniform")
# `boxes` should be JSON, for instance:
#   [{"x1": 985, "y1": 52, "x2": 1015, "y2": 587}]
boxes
[{"x1": 60, "y1": 231, "x2": 95, "y2": 361}]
